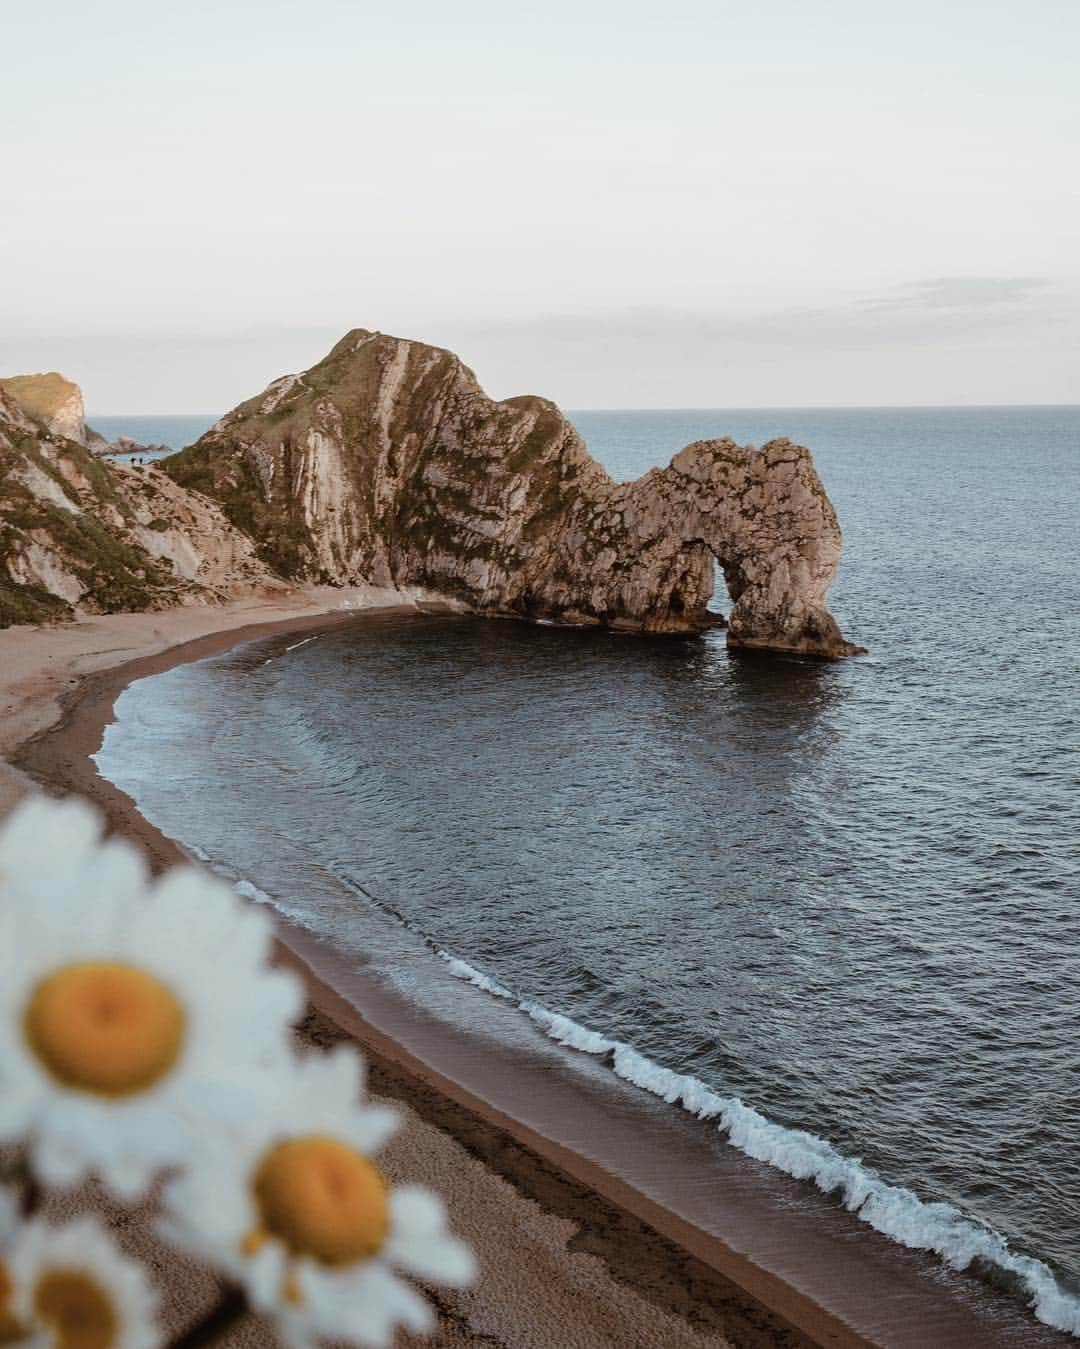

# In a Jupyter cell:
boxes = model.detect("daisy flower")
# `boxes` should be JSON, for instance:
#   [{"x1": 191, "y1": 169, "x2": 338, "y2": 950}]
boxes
[
  {"x1": 0, "y1": 794, "x2": 101, "y2": 903},
  {"x1": 164, "y1": 1046, "x2": 476, "y2": 1348},
  {"x1": 4, "y1": 1216, "x2": 158, "y2": 1349},
  {"x1": 0, "y1": 795, "x2": 304, "y2": 1198}
]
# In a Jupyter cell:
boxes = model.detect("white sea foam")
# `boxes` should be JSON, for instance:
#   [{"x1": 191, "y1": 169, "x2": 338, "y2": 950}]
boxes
[
  {"x1": 174, "y1": 847, "x2": 279, "y2": 914},
  {"x1": 156, "y1": 837, "x2": 1080, "y2": 1336},
  {"x1": 436, "y1": 954, "x2": 516, "y2": 1001},
  {"x1": 233, "y1": 878, "x2": 274, "y2": 906},
  {"x1": 263, "y1": 634, "x2": 321, "y2": 667},
  {"x1": 441, "y1": 955, "x2": 1080, "y2": 1336},
  {"x1": 522, "y1": 1002, "x2": 616, "y2": 1055}
]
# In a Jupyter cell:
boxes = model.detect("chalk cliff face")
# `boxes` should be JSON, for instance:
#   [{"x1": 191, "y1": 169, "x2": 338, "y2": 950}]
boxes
[
  {"x1": 166, "y1": 330, "x2": 857, "y2": 656},
  {"x1": 1, "y1": 334, "x2": 858, "y2": 654},
  {"x1": 0, "y1": 373, "x2": 165, "y2": 458},
  {"x1": 0, "y1": 386, "x2": 278, "y2": 626},
  {"x1": 0, "y1": 373, "x2": 88, "y2": 445}
]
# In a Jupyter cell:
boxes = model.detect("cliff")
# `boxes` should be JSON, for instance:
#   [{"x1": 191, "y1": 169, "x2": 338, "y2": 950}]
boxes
[
  {"x1": 165, "y1": 330, "x2": 858, "y2": 656},
  {"x1": 0, "y1": 372, "x2": 164, "y2": 458},
  {"x1": 1, "y1": 334, "x2": 858, "y2": 655},
  {"x1": 0, "y1": 387, "x2": 278, "y2": 626},
  {"x1": 0, "y1": 373, "x2": 88, "y2": 445}
]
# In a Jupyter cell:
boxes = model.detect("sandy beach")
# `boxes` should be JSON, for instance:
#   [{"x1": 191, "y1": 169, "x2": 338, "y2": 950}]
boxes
[
  {"x1": 2, "y1": 594, "x2": 1073, "y2": 1349},
  {"x1": 2, "y1": 591, "x2": 806, "y2": 1349}
]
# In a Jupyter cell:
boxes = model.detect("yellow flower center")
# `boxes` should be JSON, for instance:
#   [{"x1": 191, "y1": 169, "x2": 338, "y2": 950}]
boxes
[
  {"x1": 34, "y1": 1269, "x2": 118, "y2": 1349},
  {"x1": 252, "y1": 1135, "x2": 389, "y2": 1267},
  {"x1": 24, "y1": 961, "x2": 185, "y2": 1097},
  {"x1": 0, "y1": 1261, "x2": 25, "y2": 1345}
]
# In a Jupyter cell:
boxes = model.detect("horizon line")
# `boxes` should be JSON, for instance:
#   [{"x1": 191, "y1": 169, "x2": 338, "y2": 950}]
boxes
[{"x1": 87, "y1": 401, "x2": 1080, "y2": 417}]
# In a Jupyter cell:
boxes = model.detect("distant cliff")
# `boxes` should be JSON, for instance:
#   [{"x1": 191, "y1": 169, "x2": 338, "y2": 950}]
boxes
[
  {"x1": 0, "y1": 372, "x2": 166, "y2": 458},
  {"x1": 0, "y1": 386, "x2": 277, "y2": 626},
  {"x1": 0, "y1": 373, "x2": 89, "y2": 446},
  {"x1": 166, "y1": 330, "x2": 858, "y2": 656}
]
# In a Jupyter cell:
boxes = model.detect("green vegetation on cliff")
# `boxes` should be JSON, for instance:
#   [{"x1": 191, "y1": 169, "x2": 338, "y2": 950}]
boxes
[
  {"x1": 0, "y1": 425, "x2": 179, "y2": 626},
  {"x1": 159, "y1": 328, "x2": 857, "y2": 655}
]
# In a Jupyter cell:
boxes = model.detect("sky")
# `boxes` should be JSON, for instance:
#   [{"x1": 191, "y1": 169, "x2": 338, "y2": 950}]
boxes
[{"x1": 2, "y1": 0, "x2": 1077, "y2": 412}]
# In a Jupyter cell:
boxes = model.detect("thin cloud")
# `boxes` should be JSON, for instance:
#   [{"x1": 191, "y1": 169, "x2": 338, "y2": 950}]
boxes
[
  {"x1": 455, "y1": 281, "x2": 1068, "y2": 355},
  {"x1": 863, "y1": 276, "x2": 1049, "y2": 313}
]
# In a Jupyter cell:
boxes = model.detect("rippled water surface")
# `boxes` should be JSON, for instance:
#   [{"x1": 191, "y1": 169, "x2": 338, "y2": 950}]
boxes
[{"x1": 99, "y1": 406, "x2": 1080, "y2": 1317}]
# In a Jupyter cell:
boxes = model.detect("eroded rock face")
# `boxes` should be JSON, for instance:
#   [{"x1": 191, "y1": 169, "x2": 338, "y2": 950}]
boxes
[
  {"x1": 0, "y1": 373, "x2": 163, "y2": 459},
  {"x1": 0, "y1": 387, "x2": 279, "y2": 627},
  {"x1": 166, "y1": 329, "x2": 858, "y2": 656},
  {"x1": 0, "y1": 372, "x2": 87, "y2": 445}
]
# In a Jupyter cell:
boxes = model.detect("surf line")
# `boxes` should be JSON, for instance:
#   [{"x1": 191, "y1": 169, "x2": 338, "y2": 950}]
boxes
[{"x1": 233, "y1": 855, "x2": 1080, "y2": 1339}]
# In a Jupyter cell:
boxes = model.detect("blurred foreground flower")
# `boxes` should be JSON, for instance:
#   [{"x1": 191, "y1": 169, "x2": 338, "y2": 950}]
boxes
[
  {"x1": 0, "y1": 796, "x2": 304, "y2": 1199},
  {"x1": 2, "y1": 1214, "x2": 159, "y2": 1348},
  {"x1": 0, "y1": 793, "x2": 476, "y2": 1346},
  {"x1": 165, "y1": 1048, "x2": 475, "y2": 1348}
]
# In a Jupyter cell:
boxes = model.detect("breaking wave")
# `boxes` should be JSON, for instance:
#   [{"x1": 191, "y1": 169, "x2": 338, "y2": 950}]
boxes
[
  {"x1": 441, "y1": 953, "x2": 1080, "y2": 1336},
  {"x1": 213, "y1": 850, "x2": 1080, "y2": 1338}
]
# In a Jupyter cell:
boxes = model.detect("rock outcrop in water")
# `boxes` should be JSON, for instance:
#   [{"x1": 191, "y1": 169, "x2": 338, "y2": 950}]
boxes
[
  {"x1": 0, "y1": 385, "x2": 277, "y2": 626},
  {"x1": 166, "y1": 330, "x2": 858, "y2": 656}
]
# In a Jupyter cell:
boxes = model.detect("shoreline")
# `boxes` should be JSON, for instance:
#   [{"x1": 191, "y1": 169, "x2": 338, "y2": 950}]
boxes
[
  {"x1": 3, "y1": 601, "x2": 1073, "y2": 1348},
  {"x1": 3, "y1": 597, "x2": 808, "y2": 1349}
]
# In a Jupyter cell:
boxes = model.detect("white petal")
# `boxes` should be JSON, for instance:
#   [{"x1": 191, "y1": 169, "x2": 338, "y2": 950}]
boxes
[
  {"x1": 0, "y1": 1083, "x2": 38, "y2": 1140},
  {"x1": 315, "y1": 1261, "x2": 433, "y2": 1347},
  {"x1": 0, "y1": 798, "x2": 303, "y2": 1213},
  {"x1": 103, "y1": 1151, "x2": 156, "y2": 1203},
  {"x1": 389, "y1": 1185, "x2": 447, "y2": 1234},
  {"x1": 388, "y1": 1186, "x2": 476, "y2": 1286},
  {"x1": 33, "y1": 1130, "x2": 89, "y2": 1190},
  {"x1": 0, "y1": 795, "x2": 101, "y2": 890},
  {"x1": 387, "y1": 1230, "x2": 476, "y2": 1287},
  {"x1": 9, "y1": 1214, "x2": 160, "y2": 1346},
  {"x1": 349, "y1": 1105, "x2": 399, "y2": 1154},
  {"x1": 246, "y1": 1243, "x2": 288, "y2": 1312},
  {"x1": 0, "y1": 1189, "x2": 18, "y2": 1242}
]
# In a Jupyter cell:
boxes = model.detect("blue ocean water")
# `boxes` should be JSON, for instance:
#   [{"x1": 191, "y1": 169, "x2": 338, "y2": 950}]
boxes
[
  {"x1": 88, "y1": 414, "x2": 216, "y2": 458},
  {"x1": 95, "y1": 406, "x2": 1080, "y2": 1332}
]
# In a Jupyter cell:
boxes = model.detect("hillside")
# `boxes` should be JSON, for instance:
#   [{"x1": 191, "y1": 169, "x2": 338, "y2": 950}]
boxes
[{"x1": 0, "y1": 386, "x2": 277, "y2": 627}]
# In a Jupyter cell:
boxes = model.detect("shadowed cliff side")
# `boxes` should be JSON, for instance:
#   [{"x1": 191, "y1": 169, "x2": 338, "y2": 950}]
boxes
[{"x1": 164, "y1": 329, "x2": 859, "y2": 656}]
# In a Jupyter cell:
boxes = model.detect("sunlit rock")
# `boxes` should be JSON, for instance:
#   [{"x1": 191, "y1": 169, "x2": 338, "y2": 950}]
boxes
[{"x1": 167, "y1": 330, "x2": 859, "y2": 657}]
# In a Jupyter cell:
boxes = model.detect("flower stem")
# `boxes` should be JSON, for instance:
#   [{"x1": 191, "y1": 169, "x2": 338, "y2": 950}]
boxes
[
  {"x1": 0, "y1": 1152, "x2": 42, "y2": 1217},
  {"x1": 19, "y1": 1173, "x2": 41, "y2": 1218},
  {"x1": 169, "y1": 1286, "x2": 248, "y2": 1349}
]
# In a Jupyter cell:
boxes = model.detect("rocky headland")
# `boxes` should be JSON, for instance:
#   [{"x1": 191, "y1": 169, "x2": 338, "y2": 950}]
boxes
[
  {"x1": 0, "y1": 384, "x2": 278, "y2": 625},
  {"x1": 0, "y1": 371, "x2": 173, "y2": 459},
  {"x1": 0, "y1": 372, "x2": 90, "y2": 446},
  {"x1": 3, "y1": 331, "x2": 858, "y2": 655}
]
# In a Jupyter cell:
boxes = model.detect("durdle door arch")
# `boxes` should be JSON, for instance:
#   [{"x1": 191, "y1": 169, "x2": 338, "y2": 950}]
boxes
[{"x1": 162, "y1": 330, "x2": 861, "y2": 659}]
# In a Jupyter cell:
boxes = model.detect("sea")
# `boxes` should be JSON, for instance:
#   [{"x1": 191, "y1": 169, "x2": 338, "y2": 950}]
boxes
[
  {"x1": 89, "y1": 414, "x2": 214, "y2": 459},
  {"x1": 94, "y1": 406, "x2": 1080, "y2": 1335}
]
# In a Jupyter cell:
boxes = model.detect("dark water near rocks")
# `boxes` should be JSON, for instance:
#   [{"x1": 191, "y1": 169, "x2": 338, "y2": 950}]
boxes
[{"x1": 97, "y1": 406, "x2": 1080, "y2": 1332}]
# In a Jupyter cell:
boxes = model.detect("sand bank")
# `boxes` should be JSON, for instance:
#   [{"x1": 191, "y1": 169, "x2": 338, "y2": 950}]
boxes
[{"x1": 2, "y1": 597, "x2": 1073, "y2": 1348}]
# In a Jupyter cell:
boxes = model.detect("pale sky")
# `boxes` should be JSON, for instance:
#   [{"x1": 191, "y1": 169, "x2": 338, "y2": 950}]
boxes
[{"x1": 2, "y1": 0, "x2": 1077, "y2": 412}]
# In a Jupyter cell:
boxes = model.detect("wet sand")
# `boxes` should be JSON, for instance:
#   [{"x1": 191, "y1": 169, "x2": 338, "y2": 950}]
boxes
[{"x1": 2, "y1": 599, "x2": 1073, "y2": 1348}]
